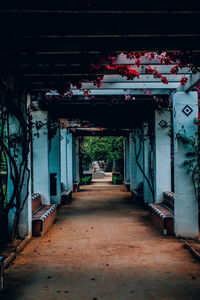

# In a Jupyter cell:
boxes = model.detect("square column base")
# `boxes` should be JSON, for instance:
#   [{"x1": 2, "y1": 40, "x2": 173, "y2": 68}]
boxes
[{"x1": 73, "y1": 182, "x2": 80, "y2": 192}]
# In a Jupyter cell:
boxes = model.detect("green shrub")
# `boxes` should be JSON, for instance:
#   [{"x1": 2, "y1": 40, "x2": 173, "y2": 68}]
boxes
[
  {"x1": 112, "y1": 174, "x2": 123, "y2": 185},
  {"x1": 81, "y1": 175, "x2": 92, "y2": 185}
]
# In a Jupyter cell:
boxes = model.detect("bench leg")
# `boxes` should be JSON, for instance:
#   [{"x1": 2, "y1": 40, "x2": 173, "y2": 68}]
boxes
[
  {"x1": 32, "y1": 220, "x2": 42, "y2": 236},
  {"x1": 42, "y1": 210, "x2": 57, "y2": 236}
]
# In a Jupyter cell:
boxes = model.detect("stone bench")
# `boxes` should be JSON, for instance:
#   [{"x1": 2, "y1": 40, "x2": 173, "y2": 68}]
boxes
[
  {"x1": 61, "y1": 189, "x2": 72, "y2": 204},
  {"x1": 32, "y1": 193, "x2": 57, "y2": 237},
  {"x1": 148, "y1": 191, "x2": 174, "y2": 235}
]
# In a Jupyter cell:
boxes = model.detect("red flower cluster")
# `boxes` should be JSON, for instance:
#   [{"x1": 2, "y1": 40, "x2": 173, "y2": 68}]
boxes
[
  {"x1": 160, "y1": 56, "x2": 172, "y2": 65},
  {"x1": 126, "y1": 52, "x2": 143, "y2": 60},
  {"x1": 161, "y1": 77, "x2": 169, "y2": 84},
  {"x1": 145, "y1": 66, "x2": 162, "y2": 78},
  {"x1": 148, "y1": 53, "x2": 155, "y2": 60},
  {"x1": 84, "y1": 89, "x2": 91, "y2": 97},
  {"x1": 66, "y1": 51, "x2": 198, "y2": 94},
  {"x1": 93, "y1": 76, "x2": 104, "y2": 88},
  {"x1": 180, "y1": 76, "x2": 188, "y2": 86},
  {"x1": 135, "y1": 59, "x2": 141, "y2": 67},
  {"x1": 145, "y1": 65, "x2": 168, "y2": 84},
  {"x1": 106, "y1": 64, "x2": 139, "y2": 80},
  {"x1": 170, "y1": 65, "x2": 179, "y2": 75}
]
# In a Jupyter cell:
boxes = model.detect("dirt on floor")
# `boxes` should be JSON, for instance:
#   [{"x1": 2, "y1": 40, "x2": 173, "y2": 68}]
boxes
[
  {"x1": 1, "y1": 185, "x2": 200, "y2": 300},
  {"x1": 0, "y1": 239, "x2": 22, "y2": 259}
]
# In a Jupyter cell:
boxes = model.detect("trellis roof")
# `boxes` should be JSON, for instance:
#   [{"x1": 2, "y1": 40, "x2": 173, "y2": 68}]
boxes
[{"x1": 0, "y1": 3, "x2": 200, "y2": 92}]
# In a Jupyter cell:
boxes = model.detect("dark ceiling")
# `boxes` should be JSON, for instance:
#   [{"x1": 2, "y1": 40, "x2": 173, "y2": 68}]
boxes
[{"x1": 1, "y1": 1, "x2": 200, "y2": 92}]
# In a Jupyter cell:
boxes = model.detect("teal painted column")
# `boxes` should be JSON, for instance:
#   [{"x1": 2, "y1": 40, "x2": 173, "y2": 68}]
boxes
[
  {"x1": 32, "y1": 111, "x2": 50, "y2": 204},
  {"x1": 124, "y1": 137, "x2": 130, "y2": 184},
  {"x1": 135, "y1": 129, "x2": 144, "y2": 190},
  {"x1": 172, "y1": 91, "x2": 198, "y2": 239},
  {"x1": 72, "y1": 137, "x2": 80, "y2": 184},
  {"x1": 129, "y1": 133, "x2": 135, "y2": 192},
  {"x1": 67, "y1": 133, "x2": 73, "y2": 190},
  {"x1": 49, "y1": 127, "x2": 61, "y2": 204},
  {"x1": 129, "y1": 130, "x2": 143, "y2": 193},
  {"x1": 154, "y1": 110, "x2": 171, "y2": 203},
  {"x1": 143, "y1": 123, "x2": 153, "y2": 203},
  {"x1": 61, "y1": 128, "x2": 68, "y2": 191}
]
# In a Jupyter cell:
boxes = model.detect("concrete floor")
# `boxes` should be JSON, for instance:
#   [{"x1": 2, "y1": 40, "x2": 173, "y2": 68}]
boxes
[{"x1": 2, "y1": 185, "x2": 200, "y2": 300}]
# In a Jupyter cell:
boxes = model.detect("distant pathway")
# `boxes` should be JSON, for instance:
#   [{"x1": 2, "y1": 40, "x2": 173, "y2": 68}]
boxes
[{"x1": 3, "y1": 185, "x2": 200, "y2": 300}]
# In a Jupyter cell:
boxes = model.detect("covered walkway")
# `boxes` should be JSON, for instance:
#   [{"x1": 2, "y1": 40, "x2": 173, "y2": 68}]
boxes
[{"x1": 3, "y1": 185, "x2": 200, "y2": 300}]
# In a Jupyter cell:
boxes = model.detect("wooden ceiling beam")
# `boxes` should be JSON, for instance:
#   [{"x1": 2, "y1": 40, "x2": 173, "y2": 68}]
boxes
[{"x1": 2, "y1": 36, "x2": 200, "y2": 53}]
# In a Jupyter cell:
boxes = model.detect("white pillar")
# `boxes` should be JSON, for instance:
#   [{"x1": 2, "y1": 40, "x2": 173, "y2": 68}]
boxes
[
  {"x1": 143, "y1": 123, "x2": 153, "y2": 203},
  {"x1": 49, "y1": 127, "x2": 61, "y2": 204},
  {"x1": 135, "y1": 130, "x2": 144, "y2": 189},
  {"x1": 75, "y1": 138, "x2": 80, "y2": 183},
  {"x1": 129, "y1": 133, "x2": 135, "y2": 192},
  {"x1": 172, "y1": 91, "x2": 198, "y2": 239},
  {"x1": 67, "y1": 133, "x2": 73, "y2": 190},
  {"x1": 154, "y1": 110, "x2": 171, "y2": 203},
  {"x1": 72, "y1": 137, "x2": 80, "y2": 190},
  {"x1": 60, "y1": 128, "x2": 68, "y2": 191},
  {"x1": 72, "y1": 137, "x2": 76, "y2": 183},
  {"x1": 32, "y1": 111, "x2": 50, "y2": 204},
  {"x1": 124, "y1": 137, "x2": 130, "y2": 183}
]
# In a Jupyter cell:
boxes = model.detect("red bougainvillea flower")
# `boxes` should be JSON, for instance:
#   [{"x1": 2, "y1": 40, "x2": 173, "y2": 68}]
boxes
[
  {"x1": 161, "y1": 77, "x2": 169, "y2": 84},
  {"x1": 135, "y1": 59, "x2": 141, "y2": 67},
  {"x1": 180, "y1": 76, "x2": 188, "y2": 85},
  {"x1": 84, "y1": 89, "x2": 91, "y2": 97},
  {"x1": 148, "y1": 53, "x2": 155, "y2": 60},
  {"x1": 161, "y1": 56, "x2": 172, "y2": 65},
  {"x1": 106, "y1": 64, "x2": 139, "y2": 80},
  {"x1": 144, "y1": 89, "x2": 153, "y2": 95},
  {"x1": 93, "y1": 76, "x2": 104, "y2": 88},
  {"x1": 170, "y1": 65, "x2": 179, "y2": 74}
]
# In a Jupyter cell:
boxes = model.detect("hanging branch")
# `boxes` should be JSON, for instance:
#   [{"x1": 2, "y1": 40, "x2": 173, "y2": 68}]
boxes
[
  {"x1": 176, "y1": 128, "x2": 199, "y2": 204},
  {"x1": 130, "y1": 129, "x2": 155, "y2": 202},
  {"x1": 0, "y1": 90, "x2": 33, "y2": 242}
]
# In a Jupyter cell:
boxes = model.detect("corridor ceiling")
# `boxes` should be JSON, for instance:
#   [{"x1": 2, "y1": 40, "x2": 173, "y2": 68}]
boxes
[{"x1": 1, "y1": 1, "x2": 200, "y2": 92}]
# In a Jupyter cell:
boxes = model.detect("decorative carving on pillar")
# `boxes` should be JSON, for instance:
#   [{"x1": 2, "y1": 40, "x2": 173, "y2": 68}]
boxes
[
  {"x1": 182, "y1": 105, "x2": 193, "y2": 117},
  {"x1": 159, "y1": 120, "x2": 167, "y2": 128}
]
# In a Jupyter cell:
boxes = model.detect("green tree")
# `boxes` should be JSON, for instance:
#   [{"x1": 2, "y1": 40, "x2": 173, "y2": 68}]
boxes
[{"x1": 81, "y1": 136, "x2": 124, "y2": 172}]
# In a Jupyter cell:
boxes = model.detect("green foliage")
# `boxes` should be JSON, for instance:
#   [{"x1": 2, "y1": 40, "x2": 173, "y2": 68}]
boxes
[
  {"x1": 175, "y1": 126, "x2": 199, "y2": 202},
  {"x1": 112, "y1": 174, "x2": 124, "y2": 185},
  {"x1": 81, "y1": 175, "x2": 92, "y2": 185},
  {"x1": 81, "y1": 136, "x2": 124, "y2": 172}
]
